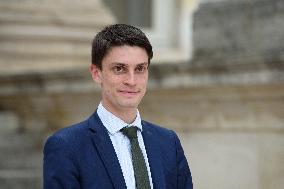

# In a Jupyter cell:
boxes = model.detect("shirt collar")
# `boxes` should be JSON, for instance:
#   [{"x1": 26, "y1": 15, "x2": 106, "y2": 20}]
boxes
[{"x1": 97, "y1": 102, "x2": 142, "y2": 135}]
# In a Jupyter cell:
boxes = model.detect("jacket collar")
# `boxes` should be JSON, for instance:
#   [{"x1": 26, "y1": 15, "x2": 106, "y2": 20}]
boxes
[
  {"x1": 141, "y1": 121, "x2": 166, "y2": 189},
  {"x1": 88, "y1": 111, "x2": 165, "y2": 189},
  {"x1": 88, "y1": 111, "x2": 127, "y2": 189}
]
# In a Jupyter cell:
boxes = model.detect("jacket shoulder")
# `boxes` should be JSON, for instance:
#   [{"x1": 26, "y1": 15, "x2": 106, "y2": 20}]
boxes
[
  {"x1": 141, "y1": 120, "x2": 177, "y2": 138},
  {"x1": 51, "y1": 119, "x2": 88, "y2": 139}
]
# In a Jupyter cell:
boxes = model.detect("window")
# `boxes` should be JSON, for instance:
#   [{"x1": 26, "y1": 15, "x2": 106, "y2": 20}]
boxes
[
  {"x1": 104, "y1": 0, "x2": 195, "y2": 63},
  {"x1": 105, "y1": 0, "x2": 152, "y2": 28}
]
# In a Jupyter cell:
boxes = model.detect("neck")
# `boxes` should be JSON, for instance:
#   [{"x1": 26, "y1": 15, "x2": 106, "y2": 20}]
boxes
[
  {"x1": 101, "y1": 103, "x2": 137, "y2": 124},
  {"x1": 117, "y1": 110, "x2": 137, "y2": 124}
]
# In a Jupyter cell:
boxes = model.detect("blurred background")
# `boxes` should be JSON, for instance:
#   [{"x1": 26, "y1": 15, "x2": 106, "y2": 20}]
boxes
[{"x1": 0, "y1": 0, "x2": 283, "y2": 188}]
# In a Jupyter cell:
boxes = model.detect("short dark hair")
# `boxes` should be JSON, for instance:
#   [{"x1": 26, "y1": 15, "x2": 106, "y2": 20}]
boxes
[{"x1": 91, "y1": 24, "x2": 153, "y2": 70}]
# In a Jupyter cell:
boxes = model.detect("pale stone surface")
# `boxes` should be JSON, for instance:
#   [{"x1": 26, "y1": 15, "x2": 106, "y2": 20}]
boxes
[
  {"x1": 193, "y1": 0, "x2": 284, "y2": 66},
  {"x1": 141, "y1": 85, "x2": 284, "y2": 132},
  {"x1": 178, "y1": 132, "x2": 284, "y2": 189},
  {"x1": 0, "y1": 132, "x2": 42, "y2": 189},
  {"x1": 0, "y1": 0, "x2": 283, "y2": 188},
  {"x1": 0, "y1": 112, "x2": 19, "y2": 134},
  {"x1": 0, "y1": 0, "x2": 116, "y2": 76},
  {"x1": 1, "y1": 83, "x2": 283, "y2": 133}
]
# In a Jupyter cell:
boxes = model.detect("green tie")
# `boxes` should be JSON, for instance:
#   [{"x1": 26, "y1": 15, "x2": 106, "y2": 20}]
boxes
[{"x1": 121, "y1": 126, "x2": 151, "y2": 189}]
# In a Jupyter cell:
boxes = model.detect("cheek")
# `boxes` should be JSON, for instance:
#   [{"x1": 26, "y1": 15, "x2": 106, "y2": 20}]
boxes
[
  {"x1": 140, "y1": 75, "x2": 148, "y2": 86},
  {"x1": 102, "y1": 76, "x2": 121, "y2": 90}
]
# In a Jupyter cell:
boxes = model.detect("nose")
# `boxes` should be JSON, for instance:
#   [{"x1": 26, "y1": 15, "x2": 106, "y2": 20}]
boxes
[{"x1": 123, "y1": 71, "x2": 136, "y2": 86}]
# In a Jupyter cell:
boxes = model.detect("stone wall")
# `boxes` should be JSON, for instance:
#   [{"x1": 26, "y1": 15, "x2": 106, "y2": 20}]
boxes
[
  {"x1": 0, "y1": 0, "x2": 283, "y2": 188},
  {"x1": 183, "y1": 0, "x2": 284, "y2": 188},
  {"x1": 193, "y1": 0, "x2": 284, "y2": 67},
  {"x1": 0, "y1": 0, "x2": 115, "y2": 188},
  {"x1": 142, "y1": 85, "x2": 284, "y2": 189}
]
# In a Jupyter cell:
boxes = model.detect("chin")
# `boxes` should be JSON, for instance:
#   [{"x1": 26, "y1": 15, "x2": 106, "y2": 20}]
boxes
[
  {"x1": 121, "y1": 103, "x2": 139, "y2": 109},
  {"x1": 118, "y1": 101, "x2": 140, "y2": 109}
]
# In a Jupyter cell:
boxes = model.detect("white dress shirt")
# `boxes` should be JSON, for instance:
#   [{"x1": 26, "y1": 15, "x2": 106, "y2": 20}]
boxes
[{"x1": 97, "y1": 103, "x2": 153, "y2": 189}]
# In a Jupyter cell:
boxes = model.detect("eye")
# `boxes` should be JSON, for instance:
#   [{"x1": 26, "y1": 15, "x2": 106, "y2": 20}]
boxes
[
  {"x1": 135, "y1": 65, "x2": 147, "y2": 73},
  {"x1": 112, "y1": 65, "x2": 126, "y2": 74}
]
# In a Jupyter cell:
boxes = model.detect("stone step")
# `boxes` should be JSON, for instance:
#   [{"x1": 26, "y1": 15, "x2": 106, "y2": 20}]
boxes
[
  {"x1": 0, "y1": 150, "x2": 42, "y2": 170},
  {"x1": 0, "y1": 24, "x2": 96, "y2": 62},
  {"x1": 0, "y1": 134, "x2": 38, "y2": 150},
  {"x1": 0, "y1": 1, "x2": 114, "y2": 29},
  {"x1": 0, "y1": 0, "x2": 115, "y2": 78},
  {"x1": 0, "y1": 12, "x2": 112, "y2": 29},
  {"x1": 0, "y1": 57, "x2": 88, "y2": 76},
  {"x1": 0, "y1": 41, "x2": 89, "y2": 58},
  {"x1": 0, "y1": 1, "x2": 115, "y2": 42},
  {"x1": 0, "y1": 0, "x2": 106, "y2": 13},
  {"x1": 0, "y1": 169, "x2": 41, "y2": 189},
  {"x1": 0, "y1": 26, "x2": 93, "y2": 75},
  {"x1": 0, "y1": 133, "x2": 43, "y2": 170},
  {"x1": 0, "y1": 25, "x2": 93, "y2": 62},
  {"x1": 0, "y1": 25, "x2": 95, "y2": 42}
]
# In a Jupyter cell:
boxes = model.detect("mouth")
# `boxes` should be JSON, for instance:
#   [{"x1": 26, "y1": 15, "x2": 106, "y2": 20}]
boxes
[{"x1": 118, "y1": 90, "x2": 140, "y2": 96}]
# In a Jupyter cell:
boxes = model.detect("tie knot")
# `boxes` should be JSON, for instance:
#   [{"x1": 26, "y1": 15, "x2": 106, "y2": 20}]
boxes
[{"x1": 121, "y1": 126, "x2": 138, "y2": 139}]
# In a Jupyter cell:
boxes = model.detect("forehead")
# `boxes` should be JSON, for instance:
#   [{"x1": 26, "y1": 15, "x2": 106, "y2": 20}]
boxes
[{"x1": 102, "y1": 45, "x2": 148, "y2": 66}]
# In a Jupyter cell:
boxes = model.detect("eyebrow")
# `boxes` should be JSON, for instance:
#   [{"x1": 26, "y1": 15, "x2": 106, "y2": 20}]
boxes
[
  {"x1": 137, "y1": 62, "x2": 148, "y2": 66},
  {"x1": 110, "y1": 62, "x2": 126, "y2": 66},
  {"x1": 110, "y1": 62, "x2": 148, "y2": 67},
  {"x1": 135, "y1": 62, "x2": 149, "y2": 68}
]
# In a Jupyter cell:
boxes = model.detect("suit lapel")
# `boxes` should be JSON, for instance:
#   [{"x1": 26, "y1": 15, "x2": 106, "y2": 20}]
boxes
[
  {"x1": 142, "y1": 121, "x2": 166, "y2": 189},
  {"x1": 88, "y1": 112, "x2": 126, "y2": 189}
]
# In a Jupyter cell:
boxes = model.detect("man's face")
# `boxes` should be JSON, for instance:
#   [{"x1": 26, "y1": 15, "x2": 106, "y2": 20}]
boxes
[{"x1": 90, "y1": 45, "x2": 149, "y2": 113}]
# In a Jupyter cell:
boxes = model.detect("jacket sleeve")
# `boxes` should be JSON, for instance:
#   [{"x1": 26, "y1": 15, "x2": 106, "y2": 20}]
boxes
[
  {"x1": 173, "y1": 132, "x2": 193, "y2": 189},
  {"x1": 43, "y1": 134, "x2": 81, "y2": 189}
]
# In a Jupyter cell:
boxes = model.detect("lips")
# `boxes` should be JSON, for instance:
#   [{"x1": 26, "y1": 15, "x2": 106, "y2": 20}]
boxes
[
  {"x1": 119, "y1": 90, "x2": 139, "y2": 94},
  {"x1": 118, "y1": 90, "x2": 140, "y2": 97}
]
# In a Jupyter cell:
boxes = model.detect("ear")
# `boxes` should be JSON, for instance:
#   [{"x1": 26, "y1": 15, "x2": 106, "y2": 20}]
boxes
[{"x1": 89, "y1": 64, "x2": 102, "y2": 84}]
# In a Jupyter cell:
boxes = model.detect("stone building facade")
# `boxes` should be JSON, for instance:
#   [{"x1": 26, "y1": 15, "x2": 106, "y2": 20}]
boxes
[{"x1": 0, "y1": 0, "x2": 283, "y2": 188}]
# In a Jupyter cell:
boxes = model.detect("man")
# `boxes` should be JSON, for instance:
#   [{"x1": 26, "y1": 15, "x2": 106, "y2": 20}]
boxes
[{"x1": 43, "y1": 24, "x2": 193, "y2": 189}]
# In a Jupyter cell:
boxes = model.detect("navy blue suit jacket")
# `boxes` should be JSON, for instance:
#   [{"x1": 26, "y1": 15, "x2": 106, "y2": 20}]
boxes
[{"x1": 43, "y1": 111, "x2": 193, "y2": 189}]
